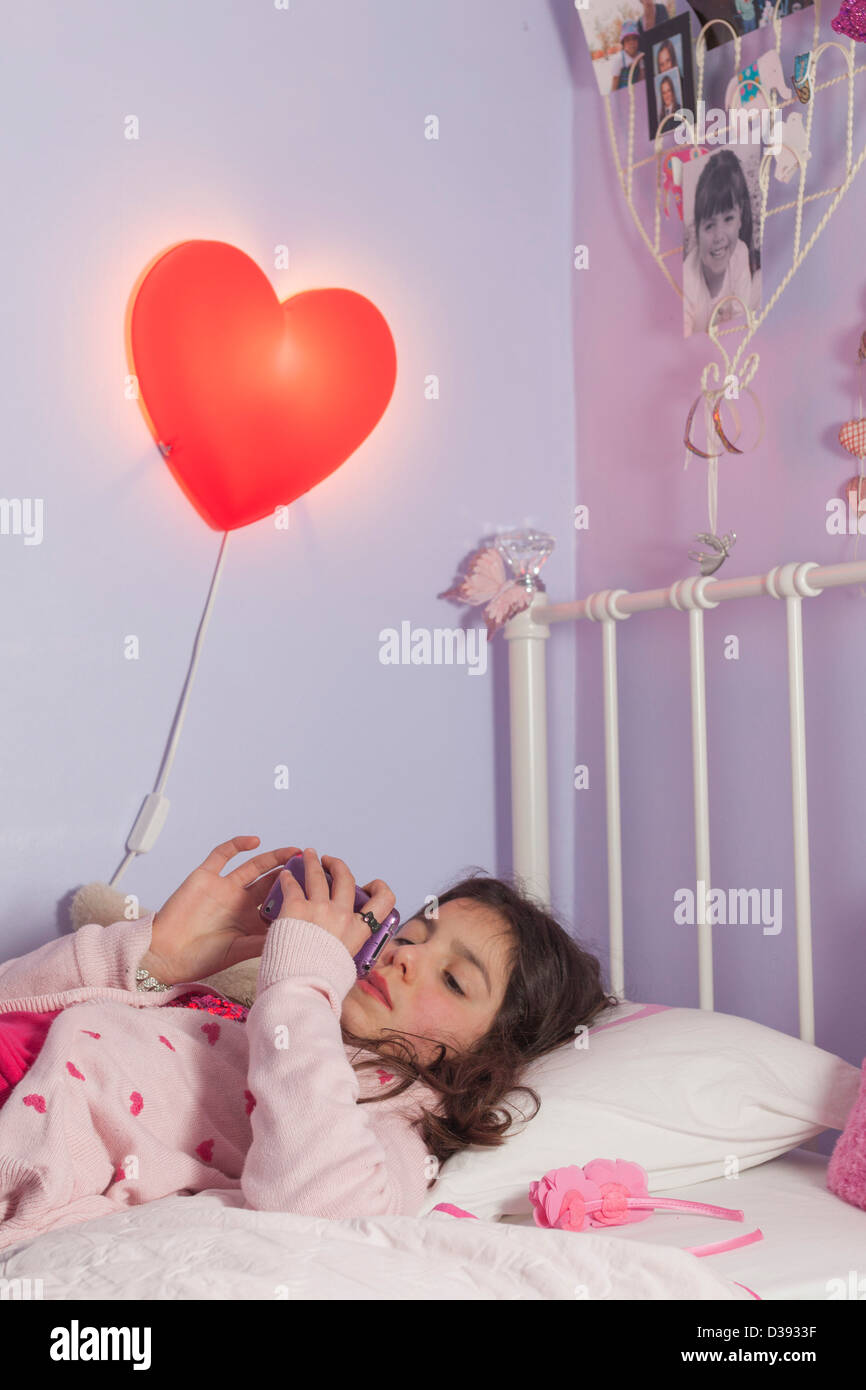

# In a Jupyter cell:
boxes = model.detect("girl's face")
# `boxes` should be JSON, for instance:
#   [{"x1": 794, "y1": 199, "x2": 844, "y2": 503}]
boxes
[
  {"x1": 697, "y1": 201, "x2": 742, "y2": 278},
  {"x1": 661, "y1": 78, "x2": 675, "y2": 109},
  {"x1": 658, "y1": 45, "x2": 674, "y2": 71},
  {"x1": 342, "y1": 898, "x2": 514, "y2": 1064}
]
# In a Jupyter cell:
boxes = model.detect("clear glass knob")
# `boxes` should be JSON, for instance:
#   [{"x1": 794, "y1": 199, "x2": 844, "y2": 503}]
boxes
[{"x1": 494, "y1": 529, "x2": 555, "y2": 592}]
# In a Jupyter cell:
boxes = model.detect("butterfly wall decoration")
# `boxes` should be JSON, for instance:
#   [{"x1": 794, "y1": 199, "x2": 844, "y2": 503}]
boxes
[{"x1": 438, "y1": 531, "x2": 555, "y2": 638}]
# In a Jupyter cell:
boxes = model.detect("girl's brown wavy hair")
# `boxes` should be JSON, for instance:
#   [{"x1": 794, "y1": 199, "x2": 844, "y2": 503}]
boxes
[{"x1": 339, "y1": 868, "x2": 619, "y2": 1173}]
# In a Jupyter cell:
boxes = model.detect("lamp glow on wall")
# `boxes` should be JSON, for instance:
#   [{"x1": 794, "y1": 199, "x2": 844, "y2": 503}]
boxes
[{"x1": 110, "y1": 241, "x2": 397, "y2": 886}]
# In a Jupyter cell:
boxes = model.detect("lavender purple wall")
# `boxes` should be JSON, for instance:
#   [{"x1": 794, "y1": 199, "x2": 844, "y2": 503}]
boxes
[{"x1": 0, "y1": 3, "x2": 577, "y2": 973}]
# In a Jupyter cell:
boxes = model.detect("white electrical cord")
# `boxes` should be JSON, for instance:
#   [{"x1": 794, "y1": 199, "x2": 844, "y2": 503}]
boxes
[{"x1": 109, "y1": 529, "x2": 231, "y2": 887}]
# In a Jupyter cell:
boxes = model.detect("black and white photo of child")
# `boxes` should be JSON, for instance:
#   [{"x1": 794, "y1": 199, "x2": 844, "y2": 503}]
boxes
[{"x1": 682, "y1": 146, "x2": 762, "y2": 338}]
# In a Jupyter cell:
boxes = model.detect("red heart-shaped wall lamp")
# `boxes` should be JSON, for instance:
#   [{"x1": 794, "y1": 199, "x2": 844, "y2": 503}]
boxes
[{"x1": 127, "y1": 240, "x2": 398, "y2": 531}]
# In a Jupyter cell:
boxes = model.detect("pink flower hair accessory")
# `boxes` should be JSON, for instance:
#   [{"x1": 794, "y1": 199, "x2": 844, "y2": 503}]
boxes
[{"x1": 529, "y1": 1158, "x2": 764, "y2": 1258}]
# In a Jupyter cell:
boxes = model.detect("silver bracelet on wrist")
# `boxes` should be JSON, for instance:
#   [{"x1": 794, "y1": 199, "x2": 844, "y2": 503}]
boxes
[{"x1": 135, "y1": 967, "x2": 172, "y2": 993}]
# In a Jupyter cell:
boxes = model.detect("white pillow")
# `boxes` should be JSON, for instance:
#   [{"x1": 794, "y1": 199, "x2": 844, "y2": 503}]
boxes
[{"x1": 418, "y1": 1001, "x2": 861, "y2": 1222}]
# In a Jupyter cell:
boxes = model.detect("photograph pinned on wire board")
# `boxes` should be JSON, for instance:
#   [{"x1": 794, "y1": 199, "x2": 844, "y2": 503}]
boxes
[
  {"x1": 681, "y1": 144, "x2": 763, "y2": 338},
  {"x1": 574, "y1": 0, "x2": 675, "y2": 96},
  {"x1": 639, "y1": 11, "x2": 696, "y2": 140},
  {"x1": 685, "y1": 0, "x2": 814, "y2": 50}
]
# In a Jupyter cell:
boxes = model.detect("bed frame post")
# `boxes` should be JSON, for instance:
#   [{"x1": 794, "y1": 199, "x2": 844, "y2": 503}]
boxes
[
  {"x1": 504, "y1": 597, "x2": 552, "y2": 907},
  {"x1": 670, "y1": 576, "x2": 721, "y2": 1012},
  {"x1": 766, "y1": 563, "x2": 822, "y2": 1045},
  {"x1": 584, "y1": 591, "x2": 631, "y2": 998}
]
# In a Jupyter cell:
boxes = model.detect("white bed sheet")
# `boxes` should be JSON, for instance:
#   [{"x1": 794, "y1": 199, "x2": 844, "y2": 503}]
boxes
[
  {"x1": 0, "y1": 1189, "x2": 753, "y2": 1301},
  {"x1": 500, "y1": 1147, "x2": 866, "y2": 1300},
  {"x1": 2, "y1": 1148, "x2": 858, "y2": 1300}
]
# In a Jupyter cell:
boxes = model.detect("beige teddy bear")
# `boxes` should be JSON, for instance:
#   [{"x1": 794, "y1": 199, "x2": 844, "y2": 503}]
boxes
[{"x1": 70, "y1": 881, "x2": 260, "y2": 1008}]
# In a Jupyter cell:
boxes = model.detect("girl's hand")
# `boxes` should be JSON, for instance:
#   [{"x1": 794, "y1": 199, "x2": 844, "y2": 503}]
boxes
[
  {"x1": 276, "y1": 848, "x2": 396, "y2": 960},
  {"x1": 141, "y1": 836, "x2": 303, "y2": 986}
]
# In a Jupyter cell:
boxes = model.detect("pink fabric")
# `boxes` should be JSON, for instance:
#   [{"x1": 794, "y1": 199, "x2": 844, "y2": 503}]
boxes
[
  {"x1": 686, "y1": 1228, "x2": 764, "y2": 1258},
  {"x1": 0, "y1": 1010, "x2": 62, "y2": 1110},
  {"x1": 732, "y1": 1281, "x2": 762, "y2": 1300},
  {"x1": 0, "y1": 995, "x2": 248, "y2": 1111},
  {"x1": 0, "y1": 914, "x2": 441, "y2": 1250},
  {"x1": 588, "y1": 1003, "x2": 672, "y2": 1035},
  {"x1": 827, "y1": 1056, "x2": 866, "y2": 1211}
]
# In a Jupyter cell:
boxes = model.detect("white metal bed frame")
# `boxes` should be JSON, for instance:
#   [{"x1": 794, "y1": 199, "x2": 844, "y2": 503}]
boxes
[{"x1": 505, "y1": 557, "x2": 866, "y2": 1046}]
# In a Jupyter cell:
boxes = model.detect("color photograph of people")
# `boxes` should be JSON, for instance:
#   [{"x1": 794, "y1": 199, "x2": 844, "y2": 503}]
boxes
[
  {"x1": 657, "y1": 68, "x2": 683, "y2": 121},
  {"x1": 643, "y1": 15, "x2": 695, "y2": 140},
  {"x1": 575, "y1": 0, "x2": 675, "y2": 95},
  {"x1": 652, "y1": 32, "x2": 685, "y2": 122}
]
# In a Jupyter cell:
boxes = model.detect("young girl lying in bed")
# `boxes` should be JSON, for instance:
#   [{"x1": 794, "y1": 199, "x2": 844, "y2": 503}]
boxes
[{"x1": 0, "y1": 839, "x2": 616, "y2": 1250}]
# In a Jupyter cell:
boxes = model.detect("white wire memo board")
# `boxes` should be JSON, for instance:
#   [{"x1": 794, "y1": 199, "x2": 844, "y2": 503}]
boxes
[{"x1": 600, "y1": 0, "x2": 866, "y2": 555}]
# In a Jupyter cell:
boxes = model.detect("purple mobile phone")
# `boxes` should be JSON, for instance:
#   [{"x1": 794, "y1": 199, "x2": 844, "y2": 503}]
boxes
[{"x1": 258, "y1": 853, "x2": 400, "y2": 978}]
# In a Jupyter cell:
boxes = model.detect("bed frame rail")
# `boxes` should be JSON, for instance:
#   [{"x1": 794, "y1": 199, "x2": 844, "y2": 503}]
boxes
[{"x1": 504, "y1": 558, "x2": 866, "y2": 1044}]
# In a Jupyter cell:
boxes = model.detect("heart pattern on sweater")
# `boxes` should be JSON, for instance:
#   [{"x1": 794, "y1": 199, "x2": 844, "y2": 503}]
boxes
[
  {"x1": 158, "y1": 1035, "x2": 176, "y2": 1051},
  {"x1": 80, "y1": 1030, "x2": 101, "y2": 1039},
  {"x1": 66, "y1": 1061, "x2": 85, "y2": 1080},
  {"x1": 244, "y1": 1089, "x2": 256, "y2": 1115},
  {"x1": 129, "y1": 1092, "x2": 144, "y2": 1116},
  {"x1": 22, "y1": 1093, "x2": 46, "y2": 1113},
  {"x1": 201, "y1": 1022, "x2": 221, "y2": 1047},
  {"x1": 196, "y1": 1138, "x2": 215, "y2": 1163}
]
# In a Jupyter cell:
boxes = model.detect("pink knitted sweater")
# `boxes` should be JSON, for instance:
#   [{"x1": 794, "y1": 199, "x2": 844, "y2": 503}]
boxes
[{"x1": 0, "y1": 912, "x2": 441, "y2": 1251}]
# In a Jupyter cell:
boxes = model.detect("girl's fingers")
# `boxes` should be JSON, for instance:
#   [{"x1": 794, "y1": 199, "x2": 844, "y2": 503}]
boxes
[
  {"x1": 320, "y1": 855, "x2": 356, "y2": 909},
  {"x1": 232, "y1": 845, "x2": 303, "y2": 888},
  {"x1": 245, "y1": 861, "x2": 300, "y2": 929},
  {"x1": 357, "y1": 877, "x2": 397, "y2": 923},
  {"x1": 201, "y1": 836, "x2": 262, "y2": 876},
  {"x1": 278, "y1": 868, "x2": 304, "y2": 903},
  {"x1": 302, "y1": 848, "x2": 330, "y2": 901},
  {"x1": 358, "y1": 878, "x2": 397, "y2": 911},
  {"x1": 359, "y1": 878, "x2": 395, "y2": 903},
  {"x1": 246, "y1": 863, "x2": 284, "y2": 891}
]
